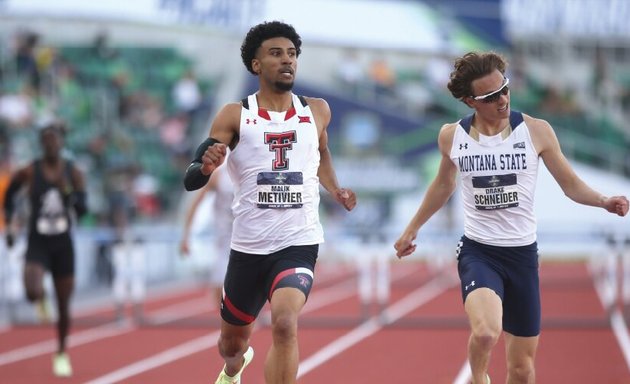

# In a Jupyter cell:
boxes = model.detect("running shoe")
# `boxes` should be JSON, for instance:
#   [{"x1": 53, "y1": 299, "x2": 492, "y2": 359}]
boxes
[
  {"x1": 53, "y1": 352, "x2": 73, "y2": 377},
  {"x1": 214, "y1": 346, "x2": 254, "y2": 384},
  {"x1": 35, "y1": 297, "x2": 52, "y2": 323}
]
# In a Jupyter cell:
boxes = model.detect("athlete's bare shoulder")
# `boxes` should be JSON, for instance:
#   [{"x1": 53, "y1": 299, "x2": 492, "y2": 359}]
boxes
[
  {"x1": 522, "y1": 113, "x2": 556, "y2": 154},
  {"x1": 437, "y1": 122, "x2": 459, "y2": 154},
  {"x1": 209, "y1": 102, "x2": 242, "y2": 145},
  {"x1": 303, "y1": 96, "x2": 329, "y2": 113},
  {"x1": 440, "y1": 122, "x2": 459, "y2": 135},
  {"x1": 302, "y1": 96, "x2": 330, "y2": 128},
  {"x1": 439, "y1": 122, "x2": 458, "y2": 142},
  {"x1": 224, "y1": 101, "x2": 243, "y2": 115},
  {"x1": 522, "y1": 113, "x2": 551, "y2": 130}
]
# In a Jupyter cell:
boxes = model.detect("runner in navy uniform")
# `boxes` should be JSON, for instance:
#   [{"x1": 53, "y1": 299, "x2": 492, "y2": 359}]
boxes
[{"x1": 394, "y1": 51, "x2": 628, "y2": 384}]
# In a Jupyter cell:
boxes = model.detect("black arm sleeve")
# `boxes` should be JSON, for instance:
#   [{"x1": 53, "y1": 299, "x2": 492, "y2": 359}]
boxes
[
  {"x1": 183, "y1": 137, "x2": 221, "y2": 191},
  {"x1": 71, "y1": 191, "x2": 88, "y2": 218},
  {"x1": 3, "y1": 178, "x2": 22, "y2": 227}
]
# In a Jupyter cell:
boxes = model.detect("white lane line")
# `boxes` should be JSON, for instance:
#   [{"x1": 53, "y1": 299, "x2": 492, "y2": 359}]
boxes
[
  {"x1": 453, "y1": 361, "x2": 472, "y2": 384},
  {"x1": 591, "y1": 261, "x2": 630, "y2": 372},
  {"x1": 83, "y1": 331, "x2": 222, "y2": 384},
  {"x1": 455, "y1": 261, "x2": 630, "y2": 383},
  {"x1": 0, "y1": 322, "x2": 134, "y2": 366},
  {"x1": 0, "y1": 297, "x2": 212, "y2": 366},
  {"x1": 0, "y1": 266, "x2": 358, "y2": 367},
  {"x1": 610, "y1": 310, "x2": 630, "y2": 371},
  {"x1": 82, "y1": 278, "x2": 361, "y2": 384},
  {"x1": 297, "y1": 275, "x2": 455, "y2": 378},
  {"x1": 81, "y1": 264, "x2": 423, "y2": 383}
]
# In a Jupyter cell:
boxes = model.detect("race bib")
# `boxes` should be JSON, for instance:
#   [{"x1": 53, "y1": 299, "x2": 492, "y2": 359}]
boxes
[
  {"x1": 257, "y1": 172, "x2": 303, "y2": 209},
  {"x1": 36, "y1": 189, "x2": 69, "y2": 234},
  {"x1": 472, "y1": 174, "x2": 519, "y2": 210}
]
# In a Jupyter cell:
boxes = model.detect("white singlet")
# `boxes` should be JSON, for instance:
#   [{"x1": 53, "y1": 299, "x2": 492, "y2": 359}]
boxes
[
  {"x1": 227, "y1": 93, "x2": 324, "y2": 254},
  {"x1": 450, "y1": 111, "x2": 539, "y2": 246}
]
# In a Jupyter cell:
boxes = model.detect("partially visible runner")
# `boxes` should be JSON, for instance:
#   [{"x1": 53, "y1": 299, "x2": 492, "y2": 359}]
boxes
[
  {"x1": 180, "y1": 163, "x2": 233, "y2": 307},
  {"x1": 183, "y1": 21, "x2": 356, "y2": 384},
  {"x1": 3, "y1": 120, "x2": 88, "y2": 377},
  {"x1": 394, "y1": 51, "x2": 629, "y2": 384}
]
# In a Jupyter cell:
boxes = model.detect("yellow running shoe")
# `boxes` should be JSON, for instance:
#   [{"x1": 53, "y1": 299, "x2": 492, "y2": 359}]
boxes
[
  {"x1": 35, "y1": 297, "x2": 52, "y2": 323},
  {"x1": 214, "y1": 346, "x2": 254, "y2": 384},
  {"x1": 53, "y1": 352, "x2": 73, "y2": 377}
]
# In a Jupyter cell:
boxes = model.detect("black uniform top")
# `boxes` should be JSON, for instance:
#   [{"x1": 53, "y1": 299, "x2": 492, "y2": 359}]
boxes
[{"x1": 29, "y1": 159, "x2": 74, "y2": 236}]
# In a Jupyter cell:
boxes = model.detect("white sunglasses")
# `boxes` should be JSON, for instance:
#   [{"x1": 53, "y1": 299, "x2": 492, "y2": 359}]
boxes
[{"x1": 472, "y1": 77, "x2": 510, "y2": 103}]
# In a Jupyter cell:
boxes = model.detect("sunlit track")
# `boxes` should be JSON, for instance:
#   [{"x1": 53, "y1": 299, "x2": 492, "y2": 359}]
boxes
[
  {"x1": 80, "y1": 263, "x2": 429, "y2": 384},
  {"x1": 79, "y1": 277, "x2": 361, "y2": 384},
  {"x1": 591, "y1": 260, "x2": 630, "y2": 372},
  {"x1": 0, "y1": 322, "x2": 134, "y2": 366},
  {"x1": 0, "y1": 295, "x2": 221, "y2": 367},
  {"x1": 0, "y1": 261, "x2": 360, "y2": 368},
  {"x1": 0, "y1": 289, "x2": 229, "y2": 366},
  {"x1": 1, "y1": 261, "x2": 629, "y2": 383},
  {"x1": 297, "y1": 272, "x2": 457, "y2": 378},
  {"x1": 83, "y1": 331, "x2": 222, "y2": 384}
]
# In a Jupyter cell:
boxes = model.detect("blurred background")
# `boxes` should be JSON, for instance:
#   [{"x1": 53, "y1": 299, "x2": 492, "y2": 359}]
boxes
[{"x1": 0, "y1": 0, "x2": 629, "y2": 326}]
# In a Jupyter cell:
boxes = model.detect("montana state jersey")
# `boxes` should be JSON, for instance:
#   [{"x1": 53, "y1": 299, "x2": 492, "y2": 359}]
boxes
[
  {"x1": 227, "y1": 93, "x2": 324, "y2": 254},
  {"x1": 450, "y1": 111, "x2": 539, "y2": 246}
]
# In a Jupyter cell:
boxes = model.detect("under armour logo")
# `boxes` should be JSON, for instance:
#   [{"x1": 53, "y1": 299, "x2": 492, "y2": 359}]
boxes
[
  {"x1": 246, "y1": 118, "x2": 257, "y2": 125},
  {"x1": 465, "y1": 280, "x2": 476, "y2": 291},
  {"x1": 298, "y1": 116, "x2": 311, "y2": 123},
  {"x1": 459, "y1": 143, "x2": 468, "y2": 150}
]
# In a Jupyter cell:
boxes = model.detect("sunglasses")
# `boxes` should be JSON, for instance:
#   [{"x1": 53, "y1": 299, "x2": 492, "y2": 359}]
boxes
[{"x1": 472, "y1": 77, "x2": 510, "y2": 103}]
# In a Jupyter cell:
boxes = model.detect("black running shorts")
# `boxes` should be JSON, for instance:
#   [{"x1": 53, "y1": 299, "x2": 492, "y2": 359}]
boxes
[
  {"x1": 25, "y1": 232, "x2": 75, "y2": 278},
  {"x1": 221, "y1": 245, "x2": 318, "y2": 325}
]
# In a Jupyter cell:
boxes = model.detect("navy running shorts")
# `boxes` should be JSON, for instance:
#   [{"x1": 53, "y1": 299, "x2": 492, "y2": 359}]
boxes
[
  {"x1": 221, "y1": 244, "x2": 318, "y2": 326},
  {"x1": 456, "y1": 235, "x2": 540, "y2": 337}
]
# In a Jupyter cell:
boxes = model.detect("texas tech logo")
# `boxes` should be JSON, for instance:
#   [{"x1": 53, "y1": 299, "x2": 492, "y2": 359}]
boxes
[{"x1": 264, "y1": 131, "x2": 297, "y2": 170}]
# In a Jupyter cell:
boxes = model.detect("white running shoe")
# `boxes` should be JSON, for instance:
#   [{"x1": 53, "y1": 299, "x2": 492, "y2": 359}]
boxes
[{"x1": 53, "y1": 352, "x2": 73, "y2": 377}]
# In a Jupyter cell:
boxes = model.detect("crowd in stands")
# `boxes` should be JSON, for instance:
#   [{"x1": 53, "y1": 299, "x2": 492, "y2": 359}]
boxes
[
  {"x1": 331, "y1": 47, "x2": 630, "y2": 176},
  {"x1": 2, "y1": 27, "x2": 630, "y2": 241},
  {"x1": 0, "y1": 28, "x2": 215, "y2": 242}
]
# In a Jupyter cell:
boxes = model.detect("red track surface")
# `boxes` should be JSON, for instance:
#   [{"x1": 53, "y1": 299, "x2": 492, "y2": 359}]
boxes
[{"x1": 0, "y1": 261, "x2": 628, "y2": 383}]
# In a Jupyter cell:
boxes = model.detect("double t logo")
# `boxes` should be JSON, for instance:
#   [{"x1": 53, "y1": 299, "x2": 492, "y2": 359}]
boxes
[{"x1": 264, "y1": 131, "x2": 297, "y2": 170}]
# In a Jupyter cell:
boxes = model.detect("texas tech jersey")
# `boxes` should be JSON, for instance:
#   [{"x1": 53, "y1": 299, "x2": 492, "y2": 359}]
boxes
[{"x1": 227, "y1": 93, "x2": 324, "y2": 254}]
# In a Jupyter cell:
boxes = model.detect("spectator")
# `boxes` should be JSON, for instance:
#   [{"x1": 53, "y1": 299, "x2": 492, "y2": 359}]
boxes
[
  {"x1": 336, "y1": 49, "x2": 365, "y2": 98},
  {"x1": 172, "y1": 69, "x2": 202, "y2": 116}
]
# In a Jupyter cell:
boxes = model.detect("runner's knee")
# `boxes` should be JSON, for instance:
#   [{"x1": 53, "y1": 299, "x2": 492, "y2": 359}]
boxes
[
  {"x1": 507, "y1": 360, "x2": 535, "y2": 383},
  {"x1": 270, "y1": 311, "x2": 298, "y2": 343},
  {"x1": 218, "y1": 333, "x2": 249, "y2": 358}
]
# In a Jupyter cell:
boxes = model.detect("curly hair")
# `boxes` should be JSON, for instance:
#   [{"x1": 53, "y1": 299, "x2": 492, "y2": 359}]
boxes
[
  {"x1": 447, "y1": 51, "x2": 508, "y2": 101},
  {"x1": 38, "y1": 119, "x2": 67, "y2": 138},
  {"x1": 240, "y1": 21, "x2": 302, "y2": 75}
]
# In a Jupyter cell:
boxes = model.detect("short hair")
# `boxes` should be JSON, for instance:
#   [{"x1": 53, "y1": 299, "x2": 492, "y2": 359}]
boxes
[
  {"x1": 240, "y1": 21, "x2": 302, "y2": 75},
  {"x1": 447, "y1": 51, "x2": 508, "y2": 100},
  {"x1": 38, "y1": 118, "x2": 66, "y2": 138}
]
